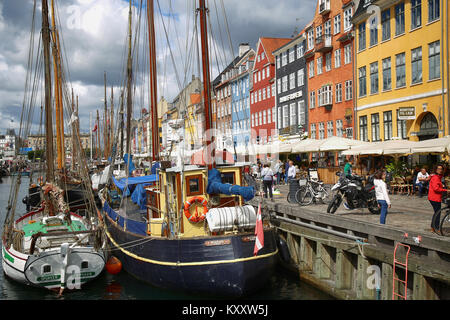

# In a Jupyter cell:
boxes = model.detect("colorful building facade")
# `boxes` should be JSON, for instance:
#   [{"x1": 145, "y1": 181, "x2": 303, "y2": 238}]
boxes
[
  {"x1": 250, "y1": 37, "x2": 291, "y2": 144},
  {"x1": 353, "y1": 0, "x2": 449, "y2": 142},
  {"x1": 305, "y1": 0, "x2": 356, "y2": 143}
]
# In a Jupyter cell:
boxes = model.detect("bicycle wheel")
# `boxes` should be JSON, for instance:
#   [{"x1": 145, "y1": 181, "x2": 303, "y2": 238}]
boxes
[
  {"x1": 319, "y1": 185, "x2": 331, "y2": 203},
  {"x1": 287, "y1": 192, "x2": 295, "y2": 203},
  {"x1": 294, "y1": 186, "x2": 306, "y2": 204},
  {"x1": 298, "y1": 188, "x2": 313, "y2": 206},
  {"x1": 439, "y1": 210, "x2": 450, "y2": 237}
]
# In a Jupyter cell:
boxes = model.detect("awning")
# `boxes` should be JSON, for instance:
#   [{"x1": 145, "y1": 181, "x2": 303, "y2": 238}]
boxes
[{"x1": 410, "y1": 136, "x2": 450, "y2": 154}]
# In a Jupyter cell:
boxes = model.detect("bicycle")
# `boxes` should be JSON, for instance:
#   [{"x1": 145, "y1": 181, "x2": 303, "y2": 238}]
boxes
[
  {"x1": 434, "y1": 198, "x2": 450, "y2": 236},
  {"x1": 295, "y1": 178, "x2": 330, "y2": 206}
]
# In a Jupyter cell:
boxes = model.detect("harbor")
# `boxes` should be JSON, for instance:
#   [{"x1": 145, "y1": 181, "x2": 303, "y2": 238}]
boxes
[{"x1": 1, "y1": 0, "x2": 450, "y2": 304}]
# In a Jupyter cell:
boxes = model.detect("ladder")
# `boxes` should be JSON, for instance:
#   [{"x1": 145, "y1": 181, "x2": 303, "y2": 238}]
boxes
[{"x1": 392, "y1": 242, "x2": 411, "y2": 300}]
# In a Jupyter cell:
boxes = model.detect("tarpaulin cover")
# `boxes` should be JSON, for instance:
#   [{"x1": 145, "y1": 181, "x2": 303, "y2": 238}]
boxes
[
  {"x1": 206, "y1": 168, "x2": 255, "y2": 202},
  {"x1": 151, "y1": 162, "x2": 160, "y2": 174},
  {"x1": 103, "y1": 201, "x2": 147, "y2": 236},
  {"x1": 123, "y1": 153, "x2": 136, "y2": 174},
  {"x1": 131, "y1": 183, "x2": 150, "y2": 210},
  {"x1": 112, "y1": 175, "x2": 158, "y2": 192}
]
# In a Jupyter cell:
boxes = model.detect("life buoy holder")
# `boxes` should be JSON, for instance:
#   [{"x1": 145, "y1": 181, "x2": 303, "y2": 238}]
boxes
[{"x1": 183, "y1": 196, "x2": 208, "y2": 223}]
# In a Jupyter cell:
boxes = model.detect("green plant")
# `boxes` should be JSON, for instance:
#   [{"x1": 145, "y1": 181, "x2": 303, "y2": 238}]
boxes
[{"x1": 386, "y1": 159, "x2": 408, "y2": 177}]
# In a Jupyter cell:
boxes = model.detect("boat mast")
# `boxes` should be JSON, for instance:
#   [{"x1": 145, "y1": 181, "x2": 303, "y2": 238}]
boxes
[
  {"x1": 50, "y1": 0, "x2": 65, "y2": 171},
  {"x1": 104, "y1": 72, "x2": 109, "y2": 159},
  {"x1": 198, "y1": 0, "x2": 215, "y2": 170},
  {"x1": 110, "y1": 86, "x2": 114, "y2": 159},
  {"x1": 147, "y1": 0, "x2": 159, "y2": 162},
  {"x1": 97, "y1": 110, "x2": 101, "y2": 161},
  {"x1": 71, "y1": 88, "x2": 76, "y2": 171},
  {"x1": 126, "y1": 1, "x2": 133, "y2": 160},
  {"x1": 42, "y1": 0, "x2": 55, "y2": 182}
]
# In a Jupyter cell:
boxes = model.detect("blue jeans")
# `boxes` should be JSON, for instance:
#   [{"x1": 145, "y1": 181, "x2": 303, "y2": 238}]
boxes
[
  {"x1": 429, "y1": 200, "x2": 441, "y2": 230},
  {"x1": 378, "y1": 200, "x2": 388, "y2": 224},
  {"x1": 276, "y1": 173, "x2": 281, "y2": 185},
  {"x1": 417, "y1": 182, "x2": 428, "y2": 196}
]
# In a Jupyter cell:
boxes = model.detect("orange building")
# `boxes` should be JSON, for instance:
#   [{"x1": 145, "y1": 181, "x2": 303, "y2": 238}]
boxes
[{"x1": 305, "y1": 0, "x2": 355, "y2": 145}]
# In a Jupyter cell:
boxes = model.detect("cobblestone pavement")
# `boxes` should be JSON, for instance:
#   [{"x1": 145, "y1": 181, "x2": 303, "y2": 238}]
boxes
[{"x1": 269, "y1": 183, "x2": 447, "y2": 237}]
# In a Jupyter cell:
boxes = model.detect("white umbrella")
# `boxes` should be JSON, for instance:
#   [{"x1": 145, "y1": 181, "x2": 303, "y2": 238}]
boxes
[
  {"x1": 291, "y1": 139, "x2": 321, "y2": 153},
  {"x1": 410, "y1": 136, "x2": 450, "y2": 154},
  {"x1": 319, "y1": 136, "x2": 370, "y2": 151}
]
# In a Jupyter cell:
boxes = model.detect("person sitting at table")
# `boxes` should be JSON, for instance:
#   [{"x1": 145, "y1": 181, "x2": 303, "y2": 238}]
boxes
[{"x1": 416, "y1": 168, "x2": 431, "y2": 197}]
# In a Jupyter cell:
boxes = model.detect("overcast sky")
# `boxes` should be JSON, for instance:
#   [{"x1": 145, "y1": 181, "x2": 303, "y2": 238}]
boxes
[{"x1": 0, "y1": 0, "x2": 317, "y2": 134}]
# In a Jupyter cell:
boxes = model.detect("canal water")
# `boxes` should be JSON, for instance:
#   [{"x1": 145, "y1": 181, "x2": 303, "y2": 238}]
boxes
[{"x1": 0, "y1": 176, "x2": 333, "y2": 300}]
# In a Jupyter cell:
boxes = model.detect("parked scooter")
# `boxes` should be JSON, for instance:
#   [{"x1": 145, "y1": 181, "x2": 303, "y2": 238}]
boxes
[{"x1": 327, "y1": 172, "x2": 380, "y2": 214}]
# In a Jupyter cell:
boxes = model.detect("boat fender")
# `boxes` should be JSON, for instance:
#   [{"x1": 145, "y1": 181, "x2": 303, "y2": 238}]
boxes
[
  {"x1": 276, "y1": 234, "x2": 291, "y2": 263},
  {"x1": 183, "y1": 196, "x2": 208, "y2": 223}
]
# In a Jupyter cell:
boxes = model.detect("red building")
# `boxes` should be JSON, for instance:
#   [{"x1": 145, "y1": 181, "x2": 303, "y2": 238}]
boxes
[
  {"x1": 305, "y1": 0, "x2": 355, "y2": 142},
  {"x1": 250, "y1": 37, "x2": 291, "y2": 144}
]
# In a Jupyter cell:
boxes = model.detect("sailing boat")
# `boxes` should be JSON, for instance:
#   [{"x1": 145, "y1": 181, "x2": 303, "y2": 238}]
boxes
[
  {"x1": 1, "y1": 0, "x2": 105, "y2": 295},
  {"x1": 99, "y1": 0, "x2": 278, "y2": 296}
]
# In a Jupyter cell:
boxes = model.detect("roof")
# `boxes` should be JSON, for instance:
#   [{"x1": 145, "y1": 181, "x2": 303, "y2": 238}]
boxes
[
  {"x1": 259, "y1": 37, "x2": 292, "y2": 64},
  {"x1": 212, "y1": 50, "x2": 251, "y2": 87}
]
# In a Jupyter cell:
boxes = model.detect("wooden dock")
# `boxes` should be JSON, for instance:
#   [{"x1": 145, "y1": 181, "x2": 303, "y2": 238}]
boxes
[{"x1": 248, "y1": 184, "x2": 450, "y2": 300}]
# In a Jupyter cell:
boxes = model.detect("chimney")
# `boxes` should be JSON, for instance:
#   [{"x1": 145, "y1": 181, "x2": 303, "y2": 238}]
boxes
[{"x1": 239, "y1": 43, "x2": 250, "y2": 57}]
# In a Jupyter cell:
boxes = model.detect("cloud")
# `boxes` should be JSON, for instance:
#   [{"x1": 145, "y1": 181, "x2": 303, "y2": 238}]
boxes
[{"x1": 0, "y1": 0, "x2": 316, "y2": 135}]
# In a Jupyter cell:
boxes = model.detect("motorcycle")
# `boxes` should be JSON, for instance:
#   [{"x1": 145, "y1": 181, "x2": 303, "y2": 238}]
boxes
[{"x1": 327, "y1": 172, "x2": 380, "y2": 214}]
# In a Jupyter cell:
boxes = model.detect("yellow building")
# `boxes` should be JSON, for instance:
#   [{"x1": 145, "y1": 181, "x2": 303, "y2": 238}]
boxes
[{"x1": 352, "y1": 0, "x2": 449, "y2": 142}]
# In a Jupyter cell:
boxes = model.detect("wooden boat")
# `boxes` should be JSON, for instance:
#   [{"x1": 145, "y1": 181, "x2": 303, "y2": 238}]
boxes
[
  {"x1": 99, "y1": 0, "x2": 277, "y2": 297},
  {"x1": 2, "y1": 0, "x2": 105, "y2": 295}
]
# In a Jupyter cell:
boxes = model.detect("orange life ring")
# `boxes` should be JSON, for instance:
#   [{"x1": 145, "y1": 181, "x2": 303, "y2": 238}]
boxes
[{"x1": 183, "y1": 196, "x2": 208, "y2": 223}]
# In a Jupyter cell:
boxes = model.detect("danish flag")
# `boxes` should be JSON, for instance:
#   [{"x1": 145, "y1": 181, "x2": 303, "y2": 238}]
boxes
[{"x1": 253, "y1": 203, "x2": 264, "y2": 256}]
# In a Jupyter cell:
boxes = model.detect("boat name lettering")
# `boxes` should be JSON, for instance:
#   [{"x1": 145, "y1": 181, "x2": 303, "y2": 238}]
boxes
[
  {"x1": 241, "y1": 236, "x2": 256, "y2": 242},
  {"x1": 204, "y1": 239, "x2": 231, "y2": 246},
  {"x1": 37, "y1": 274, "x2": 61, "y2": 282}
]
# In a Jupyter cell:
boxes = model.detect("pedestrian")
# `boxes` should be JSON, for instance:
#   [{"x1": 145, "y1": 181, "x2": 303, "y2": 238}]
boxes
[
  {"x1": 261, "y1": 164, "x2": 274, "y2": 201},
  {"x1": 373, "y1": 170, "x2": 391, "y2": 225},
  {"x1": 287, "y1": 160, "x2": 296, "y2": 182},
  {"x1": 284, "y1": 160, "x2": 290, "y2": 184},
  {"x1": 428, "y1": 164, "x2": 450, "y2": 233},
  {"x1": 273, "y1": 159, "x2": 282, "y2": 186},
  {"x1": 344, "y1": 158, "x2": 353, "y2": 178},
  {"x1": 416, "y1": 168, "x2": 430, "y2": 197}
]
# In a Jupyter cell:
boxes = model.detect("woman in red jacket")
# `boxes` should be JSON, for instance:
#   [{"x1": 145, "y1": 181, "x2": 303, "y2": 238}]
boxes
[{"x1": 428, "y1": 164, "x2": 450, "y2": 233}]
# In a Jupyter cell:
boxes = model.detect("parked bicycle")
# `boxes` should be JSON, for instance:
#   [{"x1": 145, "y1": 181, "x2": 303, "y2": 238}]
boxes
[
  {"x1": 433, "y1": 198, "x2": 450, "y2": 236},
  {"x1": 295, "y1": 178, "x2": 331, "y2": 206}
]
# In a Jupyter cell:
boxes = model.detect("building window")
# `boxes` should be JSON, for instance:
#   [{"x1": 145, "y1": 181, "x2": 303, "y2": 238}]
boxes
[
  {"x1": 251, "y1": 114, "x2": 254, "y2": 127},
  {"x1": 396, "y1": 52, "x2": 406, "y2": 87},
  {"x1": 344, "y1": 44, "x2": 352, "y2": 64},
  {"x1": 382, "y1": 57, "x2": 392, "y2": 91},
  {"x1": 290, "y1": 103, "x2": 297, "y2": 126},
  {"x1": 395, "y1": 2, "x2": 405, "y2": 36},
  {"x1": 297, "y1": 69, "x2": 304, "y2": 86},
  {"x1": 283, "y1": 105, "x2": 289, "y2": 128},
  {"x1": 262, "y1": 88, "x2": 266, "y2": 100},
  {"x1": 344, "y1": 7, "x2": 353, "y2": 31},
  {"x1": 282, "y1": 51, "x2": 287, "y2": 66},
  {"x1": 310, "y1": 123, "x2": 316, "y2": 139},
  {"x1": 282, "y1": 76, "x2": 288, "y2": 92},
  {"x1": 327, "y1": 121, "x2": 334, "y2": 137},
  {"x1": 266, "y1": 67, "x2": 270, "y2": 78},
  {"x1": 334, "y1": 49, "x2": 341, "y2": 68},
  {"x1": 263, "y1": 110, "x2": 267, "y2": 125},
  {"x1": 325, "y1": 53, "x2": 332, "y2": 72},
  {"x1": 336, "y1": 120, "x2": 344, "y2": 137},
  {"x1": 371, "y1": 113, "x2": 380, "y2": 142},
  {"x1": 428, "y1": 0, "x2": 440, "y2": 22},
  {"x1": 429, "y1": 40, "x2": 440, "y2": 80},
  {"x1": 289, "y1": 48, "x2": 295, "y2": 63},
  {"x1": 359, "y1": 66, "x2": 367, "y2": 97},
  {"x1": 381, "y1": 9, "x2": 391, "y2": 41},
  {"x1": 268, "y1": 108, "x2": 271, "y2": 123},
  {"x1": 370, "y1": 62, "x2": 379, "y2": 94},
  {"x1": 317, "y1": 57, "x2": 323, "y2": 75},
  {"x1": 298, "y1": 100, "x2": 306, "y2": 126},
  {"x1": 369, "y1": 16, "x2": 378, "y2": 46},
  {"x1": 310, "y1": 91, "x2": 316, "y2": 109},
  {"x1": 289, "y1": 72, "x2": 296, "y2": 90},
  {"x1": 297, "y1": 43, "x2": 304, "y2": 58},
  {"x1": 397, "y1": 110, "x2": 407, "y2": 139},
  {"x1": 276, "y1": 55, "x2": 280, "y2": 69},
  {"x1": 336, "y1": 83, "x2": 342, "y2": 103},
  {"x1": 316, "y1": 25, "x2": 323, "y2": 39},
  {"x1": 319, "y1": 85, "x2": 332, "y2": 106},
  {"x1": 358, "y1": 22, "x2": 366, "y2": 51},
  {"x1": 384, "y1": 111, "x2": 393, "y2": 140},
  {"x1": 411, "y1": 0, "x2": 422, "y2": 29},
  {"x1": 345, "y1": 80, "x2": 353, "y2": 101},
  {"x1": 308, "y1": 29, "x2": 314, "y2": 51},
  {"x1": 334, "y1": 14, "x2": 341, "y2": 34},
  {"x1": 411, "y1": 47, "x2": 422, "y2": 84},
  {"x1": 309, "y1": 60, "x2": 315, "y2": 78},
  {"x1": 259, "y1": 111, "x2": 262, "y2": 126},
  {"x1": 318, "y1": 122, "x2": 325, "y2": 139},
  {"x1": 360, "y1": 116, "x2": 368, "y2": 141},
  {"x1": 272, "y1": 84, "x2": 276, "y2": 97},
  {"x1": 277, "y1": 107, "x2": 282, "y2": 129},
  {"x1": 277, "y1": 78, "x2": 281, "y2": 94},
  {"x1": 267, "y1": 86, "x2": 270, "y2": 98}
]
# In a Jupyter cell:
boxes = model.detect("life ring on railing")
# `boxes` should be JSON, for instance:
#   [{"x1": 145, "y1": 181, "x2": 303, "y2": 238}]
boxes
[{"x1": 183, "y1": 196, "x2": 208, "y2": 223}]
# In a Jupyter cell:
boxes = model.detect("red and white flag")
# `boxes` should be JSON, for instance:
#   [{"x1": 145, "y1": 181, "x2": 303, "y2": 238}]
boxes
[
  {"x1": 92, "y1": 124, "x2": 98, "y2": 132},
  {"x1": 253, "y1": 203, "x2": 264, "y2": 256}
]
